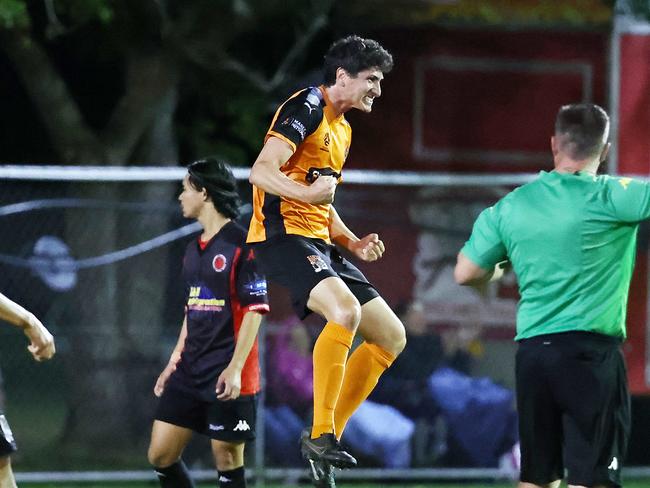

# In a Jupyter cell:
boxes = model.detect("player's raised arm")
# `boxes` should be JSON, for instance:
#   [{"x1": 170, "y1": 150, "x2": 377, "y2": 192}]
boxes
[
  {"x1": 249, "y1": 137, "x2": 336, "y2": 205},
  {"x1": 0, "y1": 292, "x2": 55, "y2": 362}
]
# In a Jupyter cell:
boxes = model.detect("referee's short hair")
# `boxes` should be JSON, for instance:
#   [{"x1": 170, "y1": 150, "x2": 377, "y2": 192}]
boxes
[
  {"x1": 323, "y1": 35, "x2": 393, "y2": 86},
  {"x1": 555, "y1": 103, "x2": 610, "y2": 160},
  {"x1": 187, "y1": 158, "x2": 241, "y2": 219}
]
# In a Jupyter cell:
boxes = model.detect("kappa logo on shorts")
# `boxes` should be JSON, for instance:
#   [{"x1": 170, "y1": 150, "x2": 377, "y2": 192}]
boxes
[
  {"x1": 307, "y1": 255, "x2": 328, "y2": 273},
  {"x1": 233, "y1": 419, "x2": 251, "y2": 431},
  {"x1": 212, "y1": 254, "x2": 227, "y2": 272}
]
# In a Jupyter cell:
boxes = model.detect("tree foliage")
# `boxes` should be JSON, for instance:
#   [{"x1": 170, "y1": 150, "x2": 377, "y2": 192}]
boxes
[
  {"x1": 0, "y1": 0, "x2": 335, "y2": 167},
  {"x1": 0, "y1": 0, "x2": 336, "y2": 451}
]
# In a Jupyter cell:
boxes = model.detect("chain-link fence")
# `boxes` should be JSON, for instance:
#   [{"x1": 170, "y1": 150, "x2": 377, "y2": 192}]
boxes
[{"x1": 0, "y1": 166, "x2": 539, "y2": 481}]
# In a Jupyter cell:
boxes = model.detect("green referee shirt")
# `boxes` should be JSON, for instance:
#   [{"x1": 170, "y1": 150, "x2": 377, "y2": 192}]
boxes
[{"x1": 461, "y1": 170, "x2": 650, "y2": 340}]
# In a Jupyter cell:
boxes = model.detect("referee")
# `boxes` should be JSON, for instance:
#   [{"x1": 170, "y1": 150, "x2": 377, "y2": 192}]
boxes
[{"x1": 455, "y1": 103, "x2": 643, "y2": 488}]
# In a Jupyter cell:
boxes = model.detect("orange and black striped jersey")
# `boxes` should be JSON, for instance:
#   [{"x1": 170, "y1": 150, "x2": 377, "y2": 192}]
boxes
[{"x1": 247, "y1": 86, "x2": 351, "y2": 243}]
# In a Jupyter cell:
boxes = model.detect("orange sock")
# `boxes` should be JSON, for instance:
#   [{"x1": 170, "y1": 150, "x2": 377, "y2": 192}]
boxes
[
  {"x1": 311, "y1": 322, "x2": 354, "y2": 439},
  {"x1": 333, "y1": 342, "x2": 395, "y2": 439}
]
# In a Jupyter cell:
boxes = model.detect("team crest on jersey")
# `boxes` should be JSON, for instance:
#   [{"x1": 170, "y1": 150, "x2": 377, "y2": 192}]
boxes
[
  {"x1": 307, "y1": 255, "x2": 328, "y2": 272},
  {"x1": 618, "y1": 177, "x2": 632, "y2": 190},
  {"x1": 212, "y1": 254, "x2": 227, "y2": 272}
]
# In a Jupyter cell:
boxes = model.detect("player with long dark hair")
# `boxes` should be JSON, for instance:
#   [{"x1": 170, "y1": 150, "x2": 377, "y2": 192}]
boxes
[{"x1": 148, "y1": 158, "x2": 269, "y2": 488}]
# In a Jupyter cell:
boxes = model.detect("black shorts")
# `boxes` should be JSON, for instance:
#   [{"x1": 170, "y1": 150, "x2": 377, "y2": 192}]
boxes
[
  {"x1": 253, "y1": 235, "x2": 379, "y2": 319},
  {"x1": 516, "y1": 331, "x2": 630, "y2": 487},
  {"x1": 155, "y1": 384, "x2": 257, "y2": 442},
  {"x1": 0, "y1": 413, "x2": 17, "y2": 457}
]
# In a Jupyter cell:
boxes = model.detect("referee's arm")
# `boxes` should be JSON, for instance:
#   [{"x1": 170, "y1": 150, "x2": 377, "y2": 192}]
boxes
[{"x1": 454, "y1": 252, "x2": 506, "y2": 286}]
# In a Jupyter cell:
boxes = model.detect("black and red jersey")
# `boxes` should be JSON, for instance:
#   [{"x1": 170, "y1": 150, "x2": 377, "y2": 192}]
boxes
[{"x1": 169, "y1": 221, "x2": 269, "y2": 401}]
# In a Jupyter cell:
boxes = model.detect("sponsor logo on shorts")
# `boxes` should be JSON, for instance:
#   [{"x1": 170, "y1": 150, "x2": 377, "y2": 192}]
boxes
[
  {"x1": 209, "y1": 423, "x2": 225, "y2": 431},
  {"x1": 219, "y1": 475, "x2": 232, "y2": 483},
  {"x1": 307, "y1": 255, "x2": 328, "y2": 273},
  {"x1": 212, "y1": 254, "x2": 227, "y2": 272},
  {"x1": 233, "y1": 419, "x2": 251, "y2": 432}
]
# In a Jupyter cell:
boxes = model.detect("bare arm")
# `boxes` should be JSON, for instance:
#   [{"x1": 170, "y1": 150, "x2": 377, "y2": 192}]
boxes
[
  {"x1": 0, "y1": 292, "x2": 34, "y2": 328},
  {"x1": 454, "y1": 252, "x2": 506, "y2": 286},
  {"x1": 248, "y1": 137, "x2": 336, "y2": 205},
  {"x1": 216, "y1": 311, "x2": 264, "y2": 400},
  {"x1": 0, "y1": 292, "x2": 55, "y2": 361},
  {"x1": 329, "y1": 205, "x2": 360, "y2": 249},
  {"x1": 170, "y1": 315, "x2": 188, "y2": 363},
  {"x1": 329, "y1": 206, "x2": 385, "y2": 262},
  {"x1": 153, "y1": 315, "x2": 188, "y2": 397}
]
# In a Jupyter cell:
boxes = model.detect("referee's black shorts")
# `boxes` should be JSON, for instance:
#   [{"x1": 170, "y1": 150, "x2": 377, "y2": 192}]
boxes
[
  {"x1": 0, "y1": 413, "x2": 17, "y2": 457},
  {"x1": 516, "y1": 331, "x2": 630, "y2": 488},
  {"x1": 252, "y1": 234, "x2": 379, "y2": 319}
]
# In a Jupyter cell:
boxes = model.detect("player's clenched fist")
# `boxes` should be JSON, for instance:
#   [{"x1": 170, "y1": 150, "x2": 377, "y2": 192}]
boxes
[
  {"x1": 350, "y1": 233, "x2": 385, "y2": 262},
  {"x1": 306, "y1": 175, "x2": 337, "y2": 205}
]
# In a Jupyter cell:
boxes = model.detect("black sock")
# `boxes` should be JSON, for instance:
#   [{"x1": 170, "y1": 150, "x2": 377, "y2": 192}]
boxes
[
  {"x1": 153, "y1": 460, "x2": 196, "y2": 488},
  {"x1": 218, "y1": 466, "x2": 246, "y2": 488}
]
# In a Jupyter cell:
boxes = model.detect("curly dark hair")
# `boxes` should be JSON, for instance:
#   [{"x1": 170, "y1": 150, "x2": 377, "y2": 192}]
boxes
[
  {"x1": 187, "y1": 158, "x2": 241, "y2": 219},
  {"x1": 323, "y1": 35, "x2": 393, "y2": 86}
]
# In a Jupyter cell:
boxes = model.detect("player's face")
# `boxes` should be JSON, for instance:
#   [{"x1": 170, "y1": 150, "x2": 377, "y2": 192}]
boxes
[
  {"x1": 345, "y1": 68, "x2": 384, "y2": 113},
  {"x1": 178, "y1": 175, "x2": 205, "y2": 218}
]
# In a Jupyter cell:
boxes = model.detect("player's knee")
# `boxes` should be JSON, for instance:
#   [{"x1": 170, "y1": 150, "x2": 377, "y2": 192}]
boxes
[
  {"x1": 330, "y1": 296, "x2": 361, "y2": 329},
  {"x1": 375, "y1": 319, "x2": 407, "y2": 356},
  {"x1": 0, "y1": 455, "x2": 10, "y2": 469},
  {"x1": 147, "y1": 446, "x2": 177, "y2": 468},
  {"x1": 212, "y1": 441, "x2": 243, "y2": 471}
]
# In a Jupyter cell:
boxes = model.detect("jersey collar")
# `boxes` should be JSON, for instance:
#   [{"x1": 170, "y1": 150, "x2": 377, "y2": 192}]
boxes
[{"x1": 319, "y1": 85, "x2": 344, "y2": 123}]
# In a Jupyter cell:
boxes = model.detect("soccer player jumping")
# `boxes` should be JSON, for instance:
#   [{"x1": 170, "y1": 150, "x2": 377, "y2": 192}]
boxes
[{"x1": 247, "y1": 36, "x2": 406, "y2": 486}]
